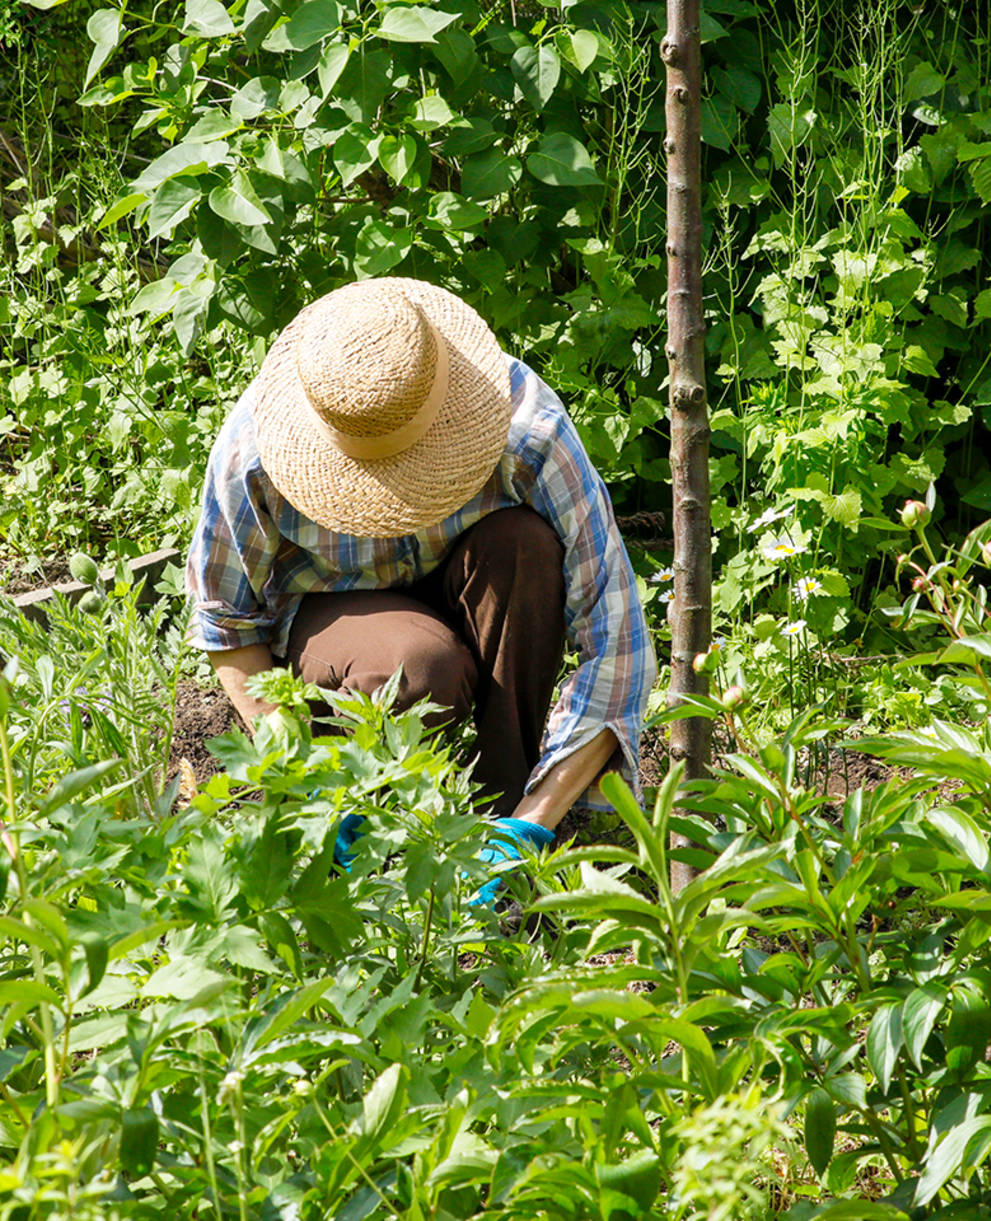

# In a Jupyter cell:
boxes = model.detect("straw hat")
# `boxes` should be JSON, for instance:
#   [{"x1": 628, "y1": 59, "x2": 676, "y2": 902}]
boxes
[{"x1": 253, "y1": 277, "x2": 512, "y2": 538}]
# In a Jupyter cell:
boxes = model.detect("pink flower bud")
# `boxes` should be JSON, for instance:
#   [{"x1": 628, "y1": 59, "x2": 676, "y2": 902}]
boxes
[
  {"x1": 981, "y1": 542, "x2": 991, "y2": 567},
  {"x1": 900, "y1": 500, "x2": 931, "y2": 529},
  {"x1": 912, "y1": 575, "x2": 929, "y2": 592},
  {"x1": 722, "y1": 685, "x2": 749, "y2": 710}
]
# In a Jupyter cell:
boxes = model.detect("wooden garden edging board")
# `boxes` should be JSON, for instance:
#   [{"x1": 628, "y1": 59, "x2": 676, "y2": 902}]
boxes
[{"x1": 8, "y1": 548, "x2": 182, "y2": 624}]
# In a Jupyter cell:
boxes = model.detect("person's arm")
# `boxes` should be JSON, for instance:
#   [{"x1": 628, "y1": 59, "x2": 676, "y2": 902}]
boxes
[
  {"x1": 510, "y1": 728, "x2": 618, "y2": 832},
  {"x1": 207, "y1": 644, "x2": 280, "y2": 729}
]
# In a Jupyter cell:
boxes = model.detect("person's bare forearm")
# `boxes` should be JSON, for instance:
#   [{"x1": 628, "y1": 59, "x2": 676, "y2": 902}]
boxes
[
  {"x1": 510, "y1": 728, "x2": 619, "y2": 831},
  {"x1": 207, "y1": 644, "x2": 280, "y2": 730}
]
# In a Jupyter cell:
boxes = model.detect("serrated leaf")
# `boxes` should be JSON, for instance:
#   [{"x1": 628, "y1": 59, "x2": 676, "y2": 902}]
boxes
[
  {"x1": 526, "y1": 132, "x2": 601, "y2": 186},
  {"x1": 804, "y1": 1087, "x2": 835, "y2": 1176},
  {"x1": 183, "y1": 0, "x2": 234, "y2": 37},
  {"x1": 377, "y1": 6, "x2": 458, "y2": 43},
  {"x1": 968, "y1": 156, "x2": 991, "y2": 206},
  {"x1": 511, "y1": 44, "x2": 560, "y2": 112}
]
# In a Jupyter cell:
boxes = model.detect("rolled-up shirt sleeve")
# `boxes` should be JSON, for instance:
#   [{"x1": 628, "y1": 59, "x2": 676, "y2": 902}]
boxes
[
  {"x1": 186, "y1": 392, "x2": 283, "y2": 652},
  {"x1": 509, "y1": 367, "x2": 657, "y2": 810}
]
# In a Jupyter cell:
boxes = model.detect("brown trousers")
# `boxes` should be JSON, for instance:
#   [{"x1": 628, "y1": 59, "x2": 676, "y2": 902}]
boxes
[{"x1": 285, "y1": 507, "x2": 566, "y2": 817}]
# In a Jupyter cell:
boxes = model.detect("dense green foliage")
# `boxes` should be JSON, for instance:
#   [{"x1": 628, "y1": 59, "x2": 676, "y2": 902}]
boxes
[
  {"x1": 4, "y1": 0, "x2": 991, "y2": 1215},
  {"x1": 3, "y1": 517, "x2": 991, "y2": 1216}
]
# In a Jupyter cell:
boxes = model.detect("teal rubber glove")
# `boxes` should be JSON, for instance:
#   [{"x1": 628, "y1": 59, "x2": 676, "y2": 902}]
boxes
[
  {"x1": 471, "y1": 817, "x2": 556, "y2": 908},
  {"x1": 334, "y1": 812, "x2": 366, "y2": 870}
]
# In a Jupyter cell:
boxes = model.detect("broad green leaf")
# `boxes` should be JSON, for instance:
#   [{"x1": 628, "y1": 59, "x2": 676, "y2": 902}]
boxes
[
  {"x1": 147, "y1": 179, "x2": 201, "y2": 240},
  {"x1": 97, "y1": 192, "x2": 147, "y2": 230},
  {"x1": 526, "y1": 132, "x2": 601, "y2": 186},
  {"x1": 701, "y1": 94, "x2": 738, "y2": 151},
  {"x1": 186, "y1": 110, "x2": 243, "y2": 141},
  {"x1": 37, "y1": 760, "x2": 120, "y2": 818},
  {"x1": 120, "y1": 1109, "x2": 158, "y2": 1177},
  {"x1": 866, "y1": 1002, "x2": 903, "y2": 1094},
  {"x1": 209, "y1": 172, "x2": 272, "y2": 227},
  {"x1": 378, "y1": 133, "x2": 418, "y2": 185},
  {"x1": 927, "y1": 805, "x2": 990, "y2": 873},
  {"x1": 712, "y1": 66, "x2": 761, "y2": 114},
  {"x1": 426, "y1": 192, "x2": 487, "y2": 230},
  {"x1": 511, "y1": 44, "x2": 560, "y2": 112},
  {"x1": 915, "y1": 1115, "x2": 991, "y2": 1206},
  {"x1": 85, "y1": 8, "x2": 123, "y2": 86},
  {"x1": 129, "y1": 277, "x2": 180, "y2": 318},
  {"x1": 317, "y1": 41, "x2": 350, "y2": 98},
  {"x1": 132, "y1": 141, "x2": 230, "y2": 192},
  {"x1": 142, "y1": 956, "x2": 230, "y2": 1000},
  {"x1": 461, "y1": 147, "x2": 522, "y2": 199},
  {"x1": 360, "y1": 1063, "x2": 406, "y2": 1143},
  {"x1": 333, "y1": 124, "x2": 378, "y2": 186},
  {"x1": 231, "y1": 76, "x2": 280, "y2": 120},
  {"x1": 0, "y1": 980, "x2": 62, "y2": 1008},
  {"x1": 903, "y1": 982, "x2": 947, "y2": 1069},
  {"x1": 768, "y1": 103, "x2": 816, "y2": 165},
  {"x1": 410, "y1": 94, "x2": 455, "y2": 131},
  {"x1": 377, "y1": 6, "x2": 458, "y2": 43},
  {"x1": 183, "y1": 0, "x2": 234, "y2": 37},
  {"x1": 353, "y1": 218, "x2": 412, "y2": 277},
  {"x1": 804, "y1": 1087, "x2": 835, "y2": 1176},
  {"x1": 276, "y1": 0, "x2": 340, "y2": 50},
  {"x1": 560, "y1": 28, "x2": 598, "y2": 72},
  {"x1": 904, "y1": 61, "x2": 945, "y2": 102}
]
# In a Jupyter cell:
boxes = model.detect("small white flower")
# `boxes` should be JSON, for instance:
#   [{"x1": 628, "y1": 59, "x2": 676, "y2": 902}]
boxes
[
  {"x1": 650, "y1": 567, "x2": 674, "y2": 584},
  {"x1": 747, "y1": 506, "x2": 792, "y2": 534},
  {"x1": 711, "y1": 636, "x2": 726, "y2": 651},
  {"x1": 763, "y1": 537, "x2": 808, "y2": 560},
  {"x1": 227, "y1": 1140, "x2": 244, "y2": 1155},
  {"x1": 795, "y1": 577, "x2": 822, "y2": 600},
  {"x1": 218, "y1": 1069, "x2": 244, "y2": 1103},
  {"x1": 659, "y1": 589, "x2": 674, "y2": 604},
  {"x1": 782, "y1": 619, "x2": 807, "y2": 636}
]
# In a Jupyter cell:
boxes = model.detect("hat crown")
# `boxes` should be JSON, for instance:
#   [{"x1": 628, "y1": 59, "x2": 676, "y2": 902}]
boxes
[{"x1": 296, "y1": 283, "x2": 437, "y2": 440}]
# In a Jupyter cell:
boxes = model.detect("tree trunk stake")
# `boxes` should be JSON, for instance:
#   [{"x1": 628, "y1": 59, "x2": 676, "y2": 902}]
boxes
[{"x1": 664, "y1": 0, "x2": 712, "y2": 893}]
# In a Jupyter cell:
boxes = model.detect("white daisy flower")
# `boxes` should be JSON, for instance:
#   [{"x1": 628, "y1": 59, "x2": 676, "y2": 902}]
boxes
[
  {"x1": 795, "y1": 577, "x2": 822, "y2": 599},
  {"x1": 747, "y1": 506, "x2": 792, "y2": 533},
  {"x1": 763, "y1": 537, "x2": 808, "y2": 560},
  {"x1": 782, "y1": 619, "x2": 807, "y2": 636},
  {"x1": 659, "y1": 589, "x2": 674, "y2": 604},
  {"x1": 650, "y1": 566, "x2": 675, "y2": 584}
]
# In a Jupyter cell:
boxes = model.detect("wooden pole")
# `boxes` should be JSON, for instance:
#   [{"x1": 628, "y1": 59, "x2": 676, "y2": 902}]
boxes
[{"x1": 662, "y1": 0, "x2": 711, "y2": 893}]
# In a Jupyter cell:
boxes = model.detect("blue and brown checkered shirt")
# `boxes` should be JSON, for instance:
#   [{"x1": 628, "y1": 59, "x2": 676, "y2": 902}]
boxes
[{"x1": 186, "y1": 357, "x2": 657, "y2": 808}]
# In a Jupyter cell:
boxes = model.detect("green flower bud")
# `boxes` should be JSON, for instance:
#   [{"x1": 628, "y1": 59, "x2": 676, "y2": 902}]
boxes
[
  {"x1": 722, "y1": 684, "x2": 749, "y2": 710},
  {"x1": 900, "y1": 500, "x2": 930, "y2": 530},
  {"x1": 69, "y1": 552, "x2": 101, "y2": 586},
  {"x1": 78, "y1": 590, "x2": 105, "y2": 613}
]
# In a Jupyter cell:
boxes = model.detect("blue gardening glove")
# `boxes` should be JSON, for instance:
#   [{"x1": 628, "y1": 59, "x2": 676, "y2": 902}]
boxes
[
  {"x1": 334, "y1": 812, "x2": 367, "y2": 870},
  {"x1": 471, "y1": 817, "x2": 556, "y2": 908}
]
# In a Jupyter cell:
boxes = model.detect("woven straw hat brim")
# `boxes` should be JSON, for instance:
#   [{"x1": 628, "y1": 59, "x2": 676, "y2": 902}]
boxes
[{"x1": 254, "y1": 278, "x2": 512, "y2": 538}]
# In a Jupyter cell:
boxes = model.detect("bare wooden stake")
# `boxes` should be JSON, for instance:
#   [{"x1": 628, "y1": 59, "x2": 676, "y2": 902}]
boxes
[{"x1": 664, "y1": 0, "x2": 712, "y2": 893}]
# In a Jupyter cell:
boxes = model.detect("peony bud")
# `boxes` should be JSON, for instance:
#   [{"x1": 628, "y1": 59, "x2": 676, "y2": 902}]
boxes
[
  {"x1": 78, "y1": 590, "x2": 105, "y2": 613},
  {"x1": 722, "y1": 684, "x2": 749, "y2": 710},
  {"x1": 69, "y1": 552, "x2": 101, "y2": 586},
  {"x1": 692, "y1": 652, "x2": 708, "y2": 674},
  {"x1": 900, "y1": 500, "x2": 931, "y2": 530}
]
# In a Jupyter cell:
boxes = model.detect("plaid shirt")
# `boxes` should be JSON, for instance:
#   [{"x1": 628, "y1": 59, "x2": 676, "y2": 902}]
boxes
[{"x1": 186, "y1": 357, "x2": 657, "y2": 808}]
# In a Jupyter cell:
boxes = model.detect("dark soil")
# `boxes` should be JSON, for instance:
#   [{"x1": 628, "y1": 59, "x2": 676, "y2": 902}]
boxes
[{"x1": 168, "y1": 679, "x2": 897, "y2": 810}]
